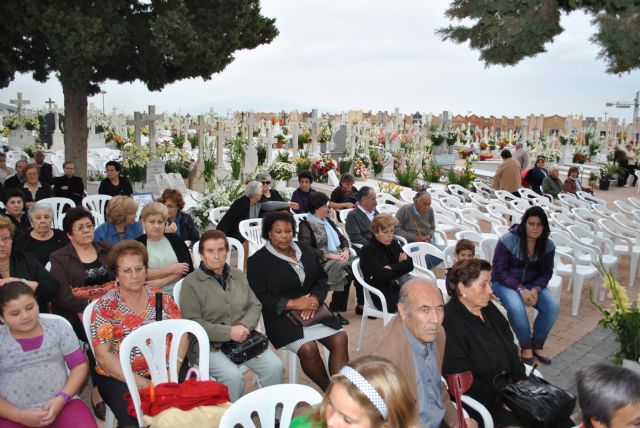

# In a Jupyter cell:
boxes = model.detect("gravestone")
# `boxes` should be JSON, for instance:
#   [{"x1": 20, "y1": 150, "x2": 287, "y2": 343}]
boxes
[
  {"x1": 331, "y1": 124, "x2": 348, "y2": 155},
  {"x1": 394, "y1": 107, "x2": 402, "y2": 131},
  {"x1": 142, "y1": 105, "x2": 164, "y2": 153},
  {"x1": 243, "y1": 111, "x2": 259, "y2": 176},
  {"x1": 381, "y1": 152, "x2": 395, "y2": 180},
  {"x1": 290, "y1": 122, "x2": 299, "y2": 151},
  {"x1": 145, "y1": 159, "x2": 165, "y2": 196},
  {"x1": 192, "y1": 115, "x2": 208, "y2": 192},
  {"x1": 8, "y1": 93, "x2": 35, "y2": 148},
  {"x1": 211, "y1": 122, "x2": 230, "y2": 179},
  {"x1": 50, "y1": 105, "x2": 65, "y2": 152},
  {"x1": 265, "y1": 128, "x2": 273, "y2": 165},
  {"x1": 10, "y1": 92, "x2": 30, "y2": 130},
  {"x1": 126, "y1": 112, "x2": 145, "y2": 146},
  {"x1": 310, "y1": 109, "x2": 320, "y2": 156}
]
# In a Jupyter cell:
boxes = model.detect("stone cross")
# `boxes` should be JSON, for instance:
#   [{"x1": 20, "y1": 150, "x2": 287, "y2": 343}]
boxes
[
  {"x1": 142, "y1": 105, "x2": 164, "y2": 153},
  {"x1": 45, "y1": 98, "x2": 55, "y2": 111},
  {"x1": 10, "y1": 93, "x2": 30, "y2": 130},
  {"x1": 126, "y1": 112, "x2": 145, "y2": 146},
  {"x1": 265, "y1": 126, "x2": 274, "y2": 165},
  {"x1": 310, "y1": 109, "x2": 320, "y2": 156},
  {"x1": 50, "y1": 104, "x2": 65, "y2": 151},
  {"x1": 211, "y1": 122, "x2": 230, "y2": 179},
  {"x1": 520, "y1": 118, "x2": 529, "y2": 145},
  {"x1": 191, "y1": 115, "x2": 209, "y2": 192},
  {"x1": 394, "y1": 107, "x2": 401, "y2": 131},
  {"x1": 291, "y1": 122, "x2": 299, "y2": 151},
  {"x1": 243, "y1": 111, "x2": 258, "y2": 176}
]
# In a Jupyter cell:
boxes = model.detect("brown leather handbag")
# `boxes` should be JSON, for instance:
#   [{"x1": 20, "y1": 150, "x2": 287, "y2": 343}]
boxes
[{"x1": 286, "y1": 304, "x2": 335, "y2": 327}]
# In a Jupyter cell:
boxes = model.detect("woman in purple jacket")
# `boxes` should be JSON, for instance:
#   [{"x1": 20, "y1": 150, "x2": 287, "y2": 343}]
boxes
[{"x1": 491, "y1": 206, "x2": 558, "y2": 366}]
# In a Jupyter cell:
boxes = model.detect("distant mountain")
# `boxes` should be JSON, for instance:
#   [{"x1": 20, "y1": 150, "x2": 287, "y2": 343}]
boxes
[{"x1": 186, "y1": 96, "x2": 335, "y2": 115}]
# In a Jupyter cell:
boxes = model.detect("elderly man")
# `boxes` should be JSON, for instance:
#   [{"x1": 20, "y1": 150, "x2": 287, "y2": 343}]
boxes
[
  {"x1": 541, "y1": 166, "x2": 563, "y2": 199},
  {"x1": 4, "y1": 159, "x2": 27, "y2": 189},
  {"x1": 512, "y1": 142, "x2": 529, "y2": 170},
  {"x1": 371, "y1": 278, "x2": 477, "y2": 428},
  {"x1": 492, "y1": 150, "x2": 521, "y2": 195},
  {"x1": 34, "y1": 150, "x2": 58, "y2": 184},
  {"x1": 53, "y1": 161, "x2": 85, "y2": 205},
  {"x1": 395, "y1": 190, "x2": 442, "y2": 267}
]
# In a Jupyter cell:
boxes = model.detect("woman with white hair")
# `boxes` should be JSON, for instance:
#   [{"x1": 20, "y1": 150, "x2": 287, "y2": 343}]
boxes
[{"x1": 14, "y1": 202, "x2": 69, "y2": 267}]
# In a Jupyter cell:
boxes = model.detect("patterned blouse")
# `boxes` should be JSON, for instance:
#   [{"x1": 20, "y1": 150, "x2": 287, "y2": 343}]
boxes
[{"x1": 90, "y1": 287, "x2": 181, "y2": 376}]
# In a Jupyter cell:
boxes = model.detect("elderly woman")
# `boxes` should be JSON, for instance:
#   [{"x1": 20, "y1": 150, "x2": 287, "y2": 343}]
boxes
[
  {"x1": 298, "y1": 192, "x2": 353, "y2": 325},
  {"x1": 329, "y1": 173, "x2": 357, "y2": 214},
  {"x1": 50, "y1": 207, "x2": 113, "y2": 420},
  {"x1": 442, "y1": 258, "x2": 528, "y2": 428},
  {"x1": 291, "y1": 170, "x2": 316, "y2": 214},
  {"x1": 180, "y1": 230, "x2": 282, "y2": 401},
  {"x1": 158, "y1": 188, "x2": 199, "y2": 245},
  {"x1": 541, "y1": 166, "x2": 564, "y2": 199},
  {"x1": 14, "y1": 202, "x2": 69, "y2": 267},
  {"x1": 91, "y1": 241, "x2": 185, "y2": 428},
  {"x1": 2, "y1": 188, "x2": 31, "y2": 237},
  {"x1": 247, "y1": 211, "x2": 348, "y2": 390},
  {"x1": 93, "y1": 195, "x2": 143, "y2": 244},
  {"x1": 0, "y1": 215, "x2": 58, "y2": 312},
  {"x1": 525, "y1": 157, "x2": 548, "y2": 195},
  {"x1": 256, "y1": 171, "x2": 283, "y2": 202},
  {"x1": 22, "y1": 163, "x2": 54, "y2": 207},
  {"x1": 492, "y1": 206, "x2": 558, "y2": 365},
  {"x1": 98, "y1": 160, "x2": 133, "y2": 197},
  {"x1": 564, "y1": 166, "x2": 593, "y2": 194},
  {"x1": 136, "y1": 202, "x2": 193, "y2": 296},
  {"x1": 360, "y1": 214, "x2": 414, "y2": 313}
]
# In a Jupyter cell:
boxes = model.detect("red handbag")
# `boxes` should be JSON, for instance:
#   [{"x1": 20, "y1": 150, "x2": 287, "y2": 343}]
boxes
[
  {"x1": 125, "y1": 368, "x2": 230, "y2": 417},
  {"x1": 446, "y1": 371, "x2": 474, "y2": 428}
]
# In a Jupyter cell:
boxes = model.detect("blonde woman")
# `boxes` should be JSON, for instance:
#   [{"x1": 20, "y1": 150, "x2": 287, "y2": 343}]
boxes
[
  {"x1": 291, "y1": 356, "x2": 422, "y2": 428},
  {"x1": 93, "y1": 196, "x2": 142, "y2": 244}
]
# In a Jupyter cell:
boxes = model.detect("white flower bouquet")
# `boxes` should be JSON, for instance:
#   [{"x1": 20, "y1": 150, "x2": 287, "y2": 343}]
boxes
[{"x1": 268, "y1": 161, "x2": 297, "y2": 181}]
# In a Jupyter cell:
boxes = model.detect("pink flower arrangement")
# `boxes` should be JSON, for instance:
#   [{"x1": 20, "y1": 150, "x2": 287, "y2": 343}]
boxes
[{"x1": 353, "y1": 160, "x2": 369, "y2": 178}]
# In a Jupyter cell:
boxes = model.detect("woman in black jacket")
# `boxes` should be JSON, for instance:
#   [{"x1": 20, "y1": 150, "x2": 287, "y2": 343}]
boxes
[
  {"x1": 158, "y1": 188, "x2": 200, "y2": 245},
  {"x1": 247, "y1": 211, "x2": 347, "y2": 391},
  {"x1": 135, "y1": 202, "x2": 193, "y2": 297},
  {"x1": 359, "y1": 213, "x2": 413, "y2": 313},
  {"x1": 525, "y1": 157, "x2": 548, "y2": 195}
]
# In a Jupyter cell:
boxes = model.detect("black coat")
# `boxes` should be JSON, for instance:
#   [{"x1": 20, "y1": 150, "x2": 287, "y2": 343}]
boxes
[
  {"x1": 216, "y1": 196, "x2": 252, "y2": 242},
  {"x1": 2, "y1": 212, "x2": 31, "y2": 238},
  {"x1": 53, "y1": 175, "x2": 85, "y2": 205},
  {"x1": 98, "y1": 177, "x2": 133, "y2": 197},
  {"x1": 525, "y1": 167, "x2": 548, "y2": 195},
  {"x1": 36, "y1": 163, "x2": 54, "y2": 185},
  {"x1": 10, "y1": 250, "x2": 60, "y2": 312},
  {"x1": 135, "y1": 233, "x2": 194, "y2": 274},
  {"x1": 442, "y1": 297, "x2": 526, "y2": 414},
  {"x1": 22, "y1": 182, "x2": 54, "y2": 204},
  {"x1": 359, "y1": 237, "x2": 413, "y2": 312},
  {"x1": 4, "y1": 174, "x2": 22, "y2": 189},
  {"x1": 247, "y1": 243, "x2": 341, "y2": 349},
  {"x1": 297, "y1": 217, "x2": 349, "y2": 261},
  {"x1": 174, "y1": 211, "x2": 200, "y2": 245}
]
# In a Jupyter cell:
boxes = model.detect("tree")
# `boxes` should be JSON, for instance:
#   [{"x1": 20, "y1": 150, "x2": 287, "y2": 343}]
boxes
[
  {"x1": 0, "y1": 0, "x2": 278, "y2": 181},
  {"x1": 437, "y1": 0, "x2": 640, "y2": 74}
]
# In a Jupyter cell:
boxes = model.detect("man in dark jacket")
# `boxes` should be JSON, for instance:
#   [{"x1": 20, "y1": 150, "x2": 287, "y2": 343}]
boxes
[
  {"x1": 34, "y1": 150, "x2": 56, "y2": 185},
  {"x1": 4, "y1": 159, "x2": 27, "y2": 189},
  {"x1": 53, "y1": 161, "x2": 85, "y2": 206}
]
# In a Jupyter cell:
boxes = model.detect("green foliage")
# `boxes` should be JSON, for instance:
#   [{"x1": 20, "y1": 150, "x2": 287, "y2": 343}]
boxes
[
  {"x1": 275, "y1": 151, "x2": 290, "y2": 163},
  {"x1": 257, "y1": 145, "x2": 267, "y2": 166},
  {"x1": 226, "y1": 134, "x2": 247, "y2": 180},
  {"x1": 438, "y1": 0, "x2": 640, "y2": 74},
  {"x1": 298, "y1": 131, "x2": 311, "y2": 148},
  {"x1": 338, "y1": 157, "x2": 353, "y2": 176}
]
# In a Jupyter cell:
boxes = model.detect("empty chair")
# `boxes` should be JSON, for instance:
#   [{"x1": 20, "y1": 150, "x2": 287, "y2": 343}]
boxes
[
  {"x1": 376, "y1": 192, "x2": 406, "y2": 207},
  {"x1": 613, "y1": 199, "x2": 637, "y2": 215},
  {"x1": 338, "y1": 207, "x2": 354, "y2": 224},
  {"x1": 628, "y1": 196, "x2": 640, "y2": 210},
  {"x1": 448, "y1": 184, "x2": 474, "y2": 202},
  {"x1": 567, "y1": 225, "x2": 619, "y2": 276},
  {"x1": 468, "y1": 191, "x2": 492, "y2": 212},
  {"x1": 571, "y1": 207, "x2": 604, "y2": 234},
  {"x1": 208, "y1": 206, "x2": 230, "y2": 227},
  {"x1": 472, "y1": 180, "x2": 495, "y2": 199},
  {"x1": 517, "y1": 187, "x2": 541, "y2": 201},
  {"x1": 377, "y1": 203, "x2": 399, "y2": 215},
  {"x1": 438, "y1": 195, "x2": 465, "y2": 212},
  {"x1": 485, "y1": 203, "x2": 514, "y2": 227},
  {"x1": 82, "y1": 194, "x2": 112, "y2": 219},
  {"x1": 558, "y1": 193, "x2": 590, "y2": 210},
  {"x1": 400, "y1": 189, "x2": 417, "y2": 203},
  {"x1": 480, "y1": 237, "x2": 498, "y2": 263},
  {"x1": 494, "y1": 190, "x2": 520, "y2": 204},
  {"x1": 598, "y1": 218, "x2": 640, "y2": 288},
  {"x1": 457, "y1": 207, "x2": 500, "y2": 238},
  {"x1": 403, "y1": 242, "x2": 445, "y2": 277},
  {"x1": 239, "y1": 218, "x2": 265, "y2": 256},
  {"x1": 611, "y1": 212, "x2": 640, "y2": 231},
  {"x1": 576, "y1": 190, "x2": 607, "y2": 207}
]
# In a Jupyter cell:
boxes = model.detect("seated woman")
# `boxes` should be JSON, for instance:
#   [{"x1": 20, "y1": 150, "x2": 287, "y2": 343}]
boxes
[
  {"x1": 136, "y1": 202, "x2": 193, "y2": 296},
  {"x1": 0, "y1": 282, "x2": 98, "y2": 428},
  {"x1": 442, "y1": 258, "x2": 527, "y2": 428},
  {"x1": 525, "y1": 157, "x2": 548, "y2": 195},
  {"x1": 50, "y1": 207, "x2": 113, "y2": 420},
  {"x1": 298, "y1": 192, "x2": 353, "y2": 325},
  {"x1": 93, "y1": 195, "x2": 143, "y2": 244},
  {"x1": 256, "y1": 171, "x2": 282, "y2": 202},
  {"x1": 1, "y1": 188, "x2": 31, "y2": 238},
  {"x1": 247, "y1": 211, "x2": 348, "y2": 390},
  {"x1": 492, "y1": 206, "x2": 558, "y2": 365},
  {"x1": 290, "y1": 355, "x2": 422, "y2": 428},
  {"x1": 0, "y1": 216, "x2": 58, "y2": 312},
  {"x1": 14, "y1": 202, "x2": 69, "y2": 267},
  {"x1": 564, "y1": 166, "x2": 593, "y2": 194},
  {"x1": 329, "y1": 173, "x2": 357, "y2": 219},
  {"x1": 91, "y1": 241, "x2": 185, "y2": 428},
  {"x1": 360, "y1": 214, "x2": 414, "y2": 313},
  {"x1": 290, "y1": 170, "x2": 316, "y2": 214},
  {"x1": 21, "y1": 164, "x2": 54, "y2": 208},
  {"x1": 180, "y1": 230, "x2": 283, "y2": 402},
  {"x1": 98, "y1": 160, "x2": 133, "y2": 197},
  {"x1": 158, "y1": 188, "x2": 200, "y2": 245}
]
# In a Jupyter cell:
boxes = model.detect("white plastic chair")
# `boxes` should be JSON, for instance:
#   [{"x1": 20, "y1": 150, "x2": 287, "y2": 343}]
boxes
[
  {"x1": 480, "y1": 237, "x2": 499, "y2": 263},
  {"x1": 558, "y1": 193, "x2": 590, "y2": 210},
  {"x1": 39, "y1": 197, "x2": 76, "y2": 230},
  {"x1": 635, "y1": 170, "x2": 640, "y2": 193},
  {"x1": 352, "y1": 259, "x2": 398, "y2": 351},
  {"x1": 402, "y1": 242, "x2": 445, "y2": 276},
  {"x1": 576, "y1": 190, "x2": 607, "y2": 207},
  {"x1": 119, "y1": 319, "x2": 211, "y2": 427},
  {"x1": 172, "y1": 278, "x2": 184, "y2": 307},
  {"x1": 598, "y1": 218, "x2": 640, "y2": 288},
  {"x1": 82, "y1": 194, "x2": 112, "y2": 219},
  {"x1": 472, "y1": 180, "x2": 495, "y2": 200},
  {"x1": 399, "y1": 189, "x2": 417, "y2": 203},
  {"x1": 338, "y1": 207, "x2": 354, "y2": 224},
  {"x1": 191, "y1": 236, "x2": 245, "y2": 271},
  {"x1": 448, "y1": 184, "x2": 474, "y2": 202},
  {"x1": 485, "y1": 203, "x2": 514, "y2": 227},
  {"x1": 376, "y1": 192, "x2": 406, "y2": 206},
  {"x1": 517, "y1": 187, "x2": 541, "y2": 201},
  {"x1": 457, "y1": 207, "x2": 500, "y2": 239},
  {"x1": 494, "y1": 190, "x2": 520, "y2": 204},
  {"x1": 611, "y1": 212, "x2": 640, "y2": 231},
  {"x1": 468, "y1": 192, "x2": 492, "y2": 213},
  {"x1": 239, "y1": 218, "x2": 265, "y2": 256},
  {"x1": 377, "y1": 204, "x2": 399, "y2": 215},
  {"x1": 613, "y1": 200, "x2": 637, "y2": 216},
  {"x1": 567, "y1": 225, "x2": 618, "y2": 275},
  {"x1": 628, "y1": 196, "x2": 640, "y2": 210},
  {"x1": 208, "y1": 206, "x2": 230, "y2": 227},
  {"x1": 82, "y1": 302, "x2": 116, "y2": 428},
  {"x1": 218, "y1": 384, "x2": 322, "y2": 428},
  {"x1": 327, "y1": 169, "x2": 340, "y2": 187}
]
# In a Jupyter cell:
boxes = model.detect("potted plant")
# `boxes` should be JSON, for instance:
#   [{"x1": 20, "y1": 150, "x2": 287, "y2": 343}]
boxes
[
  {"x1": 599, "y1": 162, "x2": 623, "y2": 190},
  {"x1": 274, "y1": 134, "x2": 286, "y2": 149},
  {"x1": 589, "y1": 170, "x2": 600, "y2": 189},
  {"x1": 590, "y1": 264, "x2": 640, "y2": 372}
]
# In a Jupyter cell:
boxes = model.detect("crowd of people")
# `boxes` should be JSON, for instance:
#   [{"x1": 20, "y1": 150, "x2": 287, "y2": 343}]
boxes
[{"x1": 0, "y1": 158, "x2": 636, "y2": 428}]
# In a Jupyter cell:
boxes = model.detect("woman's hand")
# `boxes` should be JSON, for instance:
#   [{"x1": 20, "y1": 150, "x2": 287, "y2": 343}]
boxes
[
  {"x1": 398, "y1": 252, "x2": 408, "y2": 262},
  {"x1": 292, "y1": 293, "x2": 319, "y2": 311},
  {"x1": 342, "y1": 202, "x2": 355, "y2": 209},
  {"x1": 19, "y1": 408, "x2": 49, "y2": 427},
  {"x1": 520, "y1": 289, "x2": 536, "y2": 306},
  {"x1": 164, "y1": 222, "x2": 177, "y2": 234},
  {"x1": 529, "y1": 288, "x2": 539, "y2": 306},
  {"x1": 300, "y1": 309, "x2": 315, "y2": 320},
  {"x1": 339, "y1": 249, "x2": 350, "y2": 262},
  {"x1": 229, "y1": 324, "x2": 250, "y2": 343},
  {"x1": 40, "y1": 396, "x2": 66, "y2": 426},
  {"x1": 169, "y1": 262, "x2": 190, "y2": 276},
  {"x1": 288, "y1": 201, "x2": 300, "y2": 210}
]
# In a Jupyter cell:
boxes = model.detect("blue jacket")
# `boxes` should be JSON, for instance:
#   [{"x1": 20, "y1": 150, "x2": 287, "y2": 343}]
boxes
[
  {"x1": 492, "y1": 224, "x2": 555, "y2": 291},
  {"x1": 93, "y1": 221, "x2": 143, "y2": 244}
]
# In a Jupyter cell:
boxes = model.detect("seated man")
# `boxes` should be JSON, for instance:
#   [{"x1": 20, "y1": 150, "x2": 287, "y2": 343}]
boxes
[
  {"x1": 394, "y1": 190, "x2": 442, "y2": 267},
  {"x1": 53, "y1": 161, "x2": 85, "y2": 206},
  {"x1": 370, "y1": 278, "x2": 477, "y2": 428},
  {"x1": 541, "y1": 166, "x2": 563, "y2": 199}
]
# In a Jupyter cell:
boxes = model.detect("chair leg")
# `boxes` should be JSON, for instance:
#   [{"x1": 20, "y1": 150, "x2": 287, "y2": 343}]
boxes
[
  {"x1": 571, "y1": 276, "x2": 585, "y2": 316},
  {"x1": 357, "y1": 314, "x2": 368, "y2": 352},
  {"x1": 629, "y1": 252, "x2": 639, "y2": 288}
]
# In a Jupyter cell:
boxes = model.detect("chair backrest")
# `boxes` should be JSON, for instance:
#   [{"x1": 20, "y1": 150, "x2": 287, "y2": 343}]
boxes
[
  {"x1": 192, "y1": 236, "x2": 247, "y2": 271},
  {"x1": 327, "y1": 169, "x2": 340, "y2": 187},
  {"x1": 613, "y1": 199, "x2": 636, "y2": 215},
  {"x1": 455, "y1": 229, "x2": 483, "y2": 243},
  {"x1": 399, "y1": 189, "x2": 417, "y2": 203},
  {"x1": 517, "y1": 187, "x2": 540, "y2": 200},
  {"x1": 218, "y1": 384, "x2": 322, "y2": 428},
  {"x1": 89, "y1": 210, "x2": 105, "y2": 227},
  {"x1": 377, "y1": 204, "x2": 399, "y2": 215},
  {"x1": 402, "y1": 242, "x2": 445, "y2": 273},
  {"x1": 208, "y1": 206, "x2": 230, "y2": 227},
  {"x1": 438, "y1": 196, "x2": 463, "y2": 212},
  {"x1": 612, "y1": 212, "x2": 640, "y2": 230},
  {"x1": 576, "y1": 190, "x2": 607, "y2": 207},
  {"x1": 494, "y1": 190, "x2": 519, "y2": 203},
  {"x1": 448, "y1": 184, "x2": 472, "y2": 201},
  {"x1": 173, "y1": 278, "x2": 184, "y2": 308},
  {"x1": 494, "y1": 224, "x2": 509, "y2": 237},
  {"x1": 82, "y1": 194, "x2": 112, "y2": 218},
  {"x1": 510, "y1": 198, "x2": 533, "y2": 213},
  {"x1": 119, "y1": 319, "x2": 211, "y2": 427},
  {"x1": 82, "y1": 301, "x2": 99, "y2": 356},
  {"x1": 377, "y1": 192, "x2": 406, "y2": 206},
  {"x1": 472, "y1": 180, "x2": 494, "y2": 199},
  {"x1": 443, "y1": 245, "x2": 457, "y2": 269},
  {"x1": 427, "y1": 187, "x2": 453, "y2": 202},
  {"x1": 293, "y1": 213, "x2": 307, "y2": 231},
  {"x1": 480, "y1": 237, "x2": 498, "y2": 263},
  {"x1": 338, "y1": 207, "x2": 354, "y2": 224},
  {"x1": 628, "y1": 196, "x2": 640, "y2": 210},
  {"x1": 39, "y1": 197, "x2": 76, "y2": 229},
  {"x1": 239, "y1": 218, "x2": 265, "y2": 255},
  {"x1": 352, "y1": 259, "x2": 396, "y2": 322}
]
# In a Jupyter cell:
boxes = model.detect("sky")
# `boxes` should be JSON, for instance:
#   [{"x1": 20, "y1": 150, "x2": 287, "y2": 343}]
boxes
[{"x1": 0, "y1": 0, "x2": 638, "y2": 123}]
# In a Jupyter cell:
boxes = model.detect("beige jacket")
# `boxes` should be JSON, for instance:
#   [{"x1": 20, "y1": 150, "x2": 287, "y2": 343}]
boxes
[{"x1": 492, "y1": 158, "x2": 522, "y2": 193}]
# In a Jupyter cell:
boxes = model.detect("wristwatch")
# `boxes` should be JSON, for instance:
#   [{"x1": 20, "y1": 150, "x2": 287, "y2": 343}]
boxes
[{"x1": 56, "y1": 391, "x2": 71, "y2": 403}]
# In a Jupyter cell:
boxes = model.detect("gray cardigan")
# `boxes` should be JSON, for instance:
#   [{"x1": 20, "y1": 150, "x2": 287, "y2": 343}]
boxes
[
  {"x1": 394, "y1": 203, "x2": 435, "y2": 241},
  {"x1": 180, "y1": 266, "x2": 262, "y2": 345}
]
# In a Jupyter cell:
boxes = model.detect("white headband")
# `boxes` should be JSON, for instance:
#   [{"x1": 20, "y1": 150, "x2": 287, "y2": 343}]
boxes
[{"x1": 339, "y1": 365, "x2": 388, "y2": 420}]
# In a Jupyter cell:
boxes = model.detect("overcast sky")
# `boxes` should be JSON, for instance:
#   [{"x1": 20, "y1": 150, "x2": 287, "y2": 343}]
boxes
[{"x1": 0, "y1": 0, "x2": 638, "y2": 123}]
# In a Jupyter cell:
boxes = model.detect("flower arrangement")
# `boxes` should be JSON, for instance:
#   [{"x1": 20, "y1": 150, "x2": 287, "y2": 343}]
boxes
[
  {"x1": 87, "y1": 171, "x2": 106, "y2": 182},
  {"x1": 318, "y1": 122, "x2": 332, "y2": 143},
  {"x1": 338, "y1": 157, "x2": 353, "y2": 175},
  {"x1": 268, "y1": 161, "x2": 297, "y2": 182},
  {"x1": 538, "y1": 148, "x2": 561, "y2": 163},
  {"x1": 378, "y1": 182, "x2": 403, "y2": 199},
  {"x1": 293, "y1": 151, "x2": 312, "y2": 174},
  {"x1": 429, "y1": 129, "x2": 446, "y2": 146},
  {"x1": 479, "y1": 142, "x2": 488, "y2": 151},
  {"x1": 558, "y1": 135, "x2": 573, "y2": 146},
  {"x1": 157, "y1": 142, "x2": 193, "y2": 178},
  {"x1": 375, "y1": 133, "x2": 387, "y2": 145},
  {"x1": 422, "y1": 160, "x2": 446, "y2": 183},
  {"x1": 589, "y1": 138, "x2": 607, "y2": 156},
  {"x1": 311, "y1": 155, "x2": 338, "y2": 182},
  {"x1": 120, "y1": 143, "x2": 151, "y2": 183},
  {"x1": 369, "y1": 147, "x2": 386, "y2": 176},
  {"x1": 2, "y1": 114, "x2": 40, "y2": 131},
  {"x1": 590, "y1": 263, "x2": 640, "y2": 364},
  {"x1": 394, "y1": 157, "x2": 420, "y2": 187},
  {"x1": 353, "y1": 159, "x2": 369, "y2": 178},
  {"x1": 298, "y1": 130, "x2": 311, "y2": 148},
  {"x1": 225, "y1": 134, "x2": 246, "y2": 180},
  {"x1": 257, "y1": 145, "x2": 267, "y2": 166},
  {"x1": 275, "y1": 150, "x2": 291, "y2": 163},
  {"x1": 22, "y1": 143, "x2": 46, "y2": 158},
  {"x1": 189, "y1": 179, "x2": 244, "y2": 230},
  {"x1": 446, "y1": 164, "x2": 476, "y2": 188},
  {"x1": 446, "y1": 130, "x2": 458, "y2": 145}
]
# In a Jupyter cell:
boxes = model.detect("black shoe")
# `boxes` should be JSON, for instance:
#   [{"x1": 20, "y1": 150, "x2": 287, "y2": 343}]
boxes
[
  {"x1": 355, "y1": 305, "x2": 364, "y2": 315},
  {"x1": 336, "y1": 313, "x2": 350, "y2": 325},
  {"x1": 91, "y1": 399, "x2": 106, "y2": 421}
]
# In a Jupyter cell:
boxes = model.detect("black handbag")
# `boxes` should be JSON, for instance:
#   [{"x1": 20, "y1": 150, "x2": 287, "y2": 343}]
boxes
[
  {"x1": 500, "y1": 368, "x2": 576, "y2": 428},
  {"x1": 219, "y1": 330, "x2": 269, "y2": 365}
]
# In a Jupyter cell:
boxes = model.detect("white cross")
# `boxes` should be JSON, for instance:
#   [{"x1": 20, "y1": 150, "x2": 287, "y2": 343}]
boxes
[
  {"x1": 126, "y1": 112, "x2": 146, "y2": 146},
  {"x1": 142, "y1": 105, "x2": 164, "y2": 152},
  {"x1": 10, "y1": 92, "x2": 30, "y2": 129}
]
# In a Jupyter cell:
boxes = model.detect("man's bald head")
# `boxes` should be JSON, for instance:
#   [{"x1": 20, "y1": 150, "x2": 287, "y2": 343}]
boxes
[{"x1": 398, "y1": 277, "x2": 445, "y2": 344}]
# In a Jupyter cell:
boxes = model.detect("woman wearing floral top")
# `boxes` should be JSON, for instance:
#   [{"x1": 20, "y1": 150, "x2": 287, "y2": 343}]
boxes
[{"x1": 90, "y1": 241, "x2": 185, "y2": 428}]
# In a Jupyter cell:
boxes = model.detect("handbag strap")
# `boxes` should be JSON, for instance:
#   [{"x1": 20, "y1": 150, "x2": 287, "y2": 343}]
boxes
[
  {"x1": 185, "y1": 367, "x2": 201, "y2": 381},
  {"x1": 155, "y1": 292, "x2": 163, "y2": 321}
]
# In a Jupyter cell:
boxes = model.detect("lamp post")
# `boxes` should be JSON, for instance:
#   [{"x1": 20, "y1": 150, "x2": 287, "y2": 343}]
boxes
[{"x1": 100, "y1": 90, "x2": 106, "y2": 115}]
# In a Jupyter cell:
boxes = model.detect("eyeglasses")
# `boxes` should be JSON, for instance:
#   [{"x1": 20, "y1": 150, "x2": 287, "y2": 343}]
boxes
[
  {"x1": 118, "y1": 265, "x2": 145, "y2": 276},
  {"x1": 0, "y1": 236, "x2": 12, "y2": 244},
  {"x1": 261, "y1": 181, "x2": 271, "y2": 185},
  {"x1": 72, "y1": 223, "x2": 94, "y2": 232}
]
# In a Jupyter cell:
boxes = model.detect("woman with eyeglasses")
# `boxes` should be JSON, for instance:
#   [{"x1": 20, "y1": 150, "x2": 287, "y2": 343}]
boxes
[
  {"x1": 158, "y1": 188, "x2": 199, "y2": 245},
  {"x1": 90, "y1": 241, "x2": 185, "y2": 428},
  {"x1": 50, "y1": 207, "x2": 114, "y2": 421},
  {"x1": 256, "y1": 171, "x2": 300, "y2": 211}
]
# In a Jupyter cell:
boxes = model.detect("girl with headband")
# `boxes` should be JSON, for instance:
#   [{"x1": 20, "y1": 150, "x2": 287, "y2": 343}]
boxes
[{"x1": 291, "y1": 355, "x2": 421, "y2": 428}]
